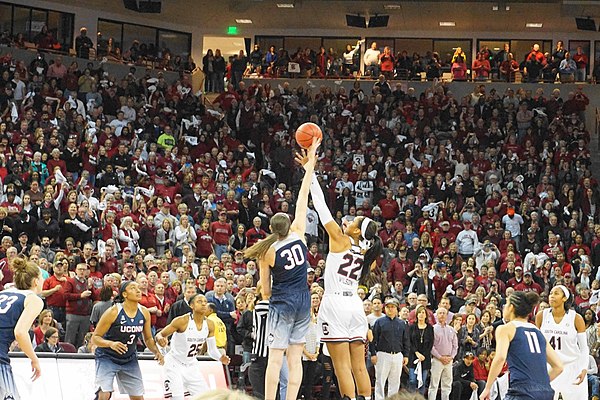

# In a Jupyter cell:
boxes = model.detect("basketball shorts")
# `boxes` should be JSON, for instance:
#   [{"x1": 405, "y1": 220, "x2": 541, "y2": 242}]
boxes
[
  {"x1": 95, "y1": 356, "x2": 144, "y2": 396},
  {"x1": 505, "y1": 382, "x2": 554, "y2": 400},
  {"x1": 317, "y1": 293, "x2": 368, "y2": 343},
  {"x1": 268, "y1": 290, "x2": 310, "y2": 349},
  {"x1": 0, "y1": 363, "x2": 20, "y2": 400},
  {"x1": 163, "y1": 354, "x2": 209, "y2": 400},
  {"x1": 550, "y1": 361, "x2": 588, "y2": 400}
]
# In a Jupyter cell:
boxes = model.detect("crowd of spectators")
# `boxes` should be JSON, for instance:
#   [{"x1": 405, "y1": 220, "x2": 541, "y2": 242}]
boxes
[
  {"x1": 1, "y1": 42, "x2": 600, "y2": 399},
  {"x1": 215, "y1": 41, "x2": 600, "y2": 86},
  {"x1": 0, "y1": 26, "x2": 195, "y2": 73}
]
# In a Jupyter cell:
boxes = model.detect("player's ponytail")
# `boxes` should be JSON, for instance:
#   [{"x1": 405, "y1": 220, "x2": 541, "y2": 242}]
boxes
[
  {"x1": 12, "y1": 257, "x2": 40, "y2": 290},
  {"x1": 245, "y1": 213, "x2": 291, "y2": 261},
  {"x1": 510, "y1": 291, "x2": 540, "y2": 318},
  {"x1": 358, "y1": 217, "x2": 383, "y2": 286}
]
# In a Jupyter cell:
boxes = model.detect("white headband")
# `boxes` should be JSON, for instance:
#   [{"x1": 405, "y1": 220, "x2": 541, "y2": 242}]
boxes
[
  {"x1": 555, "y1": 284, "x2": 570, "y2": 300},
  {"x1": 359, "y1": 217, "x2": 374, "y2": 251}
]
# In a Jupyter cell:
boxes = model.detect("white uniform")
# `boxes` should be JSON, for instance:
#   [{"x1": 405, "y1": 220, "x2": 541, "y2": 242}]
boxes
[
  {"x1": 164, "y1": 314, "x2": 210, "y2": 400},
  {"x1": 540, "y1": 308, "x2": 588, "y2": 400},
  {"x1": 318, "y1": 243, "x2": 368, "y2": 342}
]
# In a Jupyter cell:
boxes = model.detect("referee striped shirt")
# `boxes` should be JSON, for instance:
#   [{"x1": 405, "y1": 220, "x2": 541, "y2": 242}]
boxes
[{"x1": 252, "y1": 300, "x2": 269, "y2": 358}]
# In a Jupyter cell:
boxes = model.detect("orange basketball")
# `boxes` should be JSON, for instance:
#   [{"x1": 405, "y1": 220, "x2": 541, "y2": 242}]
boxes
[{"x1": 295, "y1": 122, "x2": 323, "y2": 149}]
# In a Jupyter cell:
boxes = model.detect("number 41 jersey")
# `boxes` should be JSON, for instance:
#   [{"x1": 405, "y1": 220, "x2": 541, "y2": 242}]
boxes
[
  {"x1": 323, "y1": 245, "x2": 364, "y2": 295},
  {"x1": 0, "y1": 288, "x2": 32, "y2": 365},
  {"x1": 540, "y1": 308, "x2": 580, "y2": 365}
]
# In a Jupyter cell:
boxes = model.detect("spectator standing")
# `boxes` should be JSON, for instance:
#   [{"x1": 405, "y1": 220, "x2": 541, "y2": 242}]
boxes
[
  {"x1": 41, "y1": 260, "x2": 68, "y2": 326},
  {"x1": 371, "y1": 297, "x2": 409, "y2": 400},
  {"x1": 428, "y1": 307, "x2": 458, "y2": 400},
  {"x1": 559, "y1": 52, "x2": 577, "y2": 83},
  {"x1": 75, "y1": 27, "x2": 93, "y2": 59},
  {"x1": 203, "y1": 49, "x2": 216, "y2": 93},
  {"x1": 64, "y1": 263, "x2": 93, "y2": 347},
  {"x1": 364, "y1": 42, "x2": 381, "y2": 78},
  {"x1": 211, "y1": 211, "x2": 233, "y2": 259},
  {"x1": 205, "y1": 278, "x2": 235, "y2": 354},
  {"x1": 213, "y1": 49, "x2": 226, "y2": 93},
  {"x1": 572, "y1": 46, "x2": 588, "y2": 82},
  {"x1": 408, "y1": 305, "x2": 434, "y2": 395},
  {"x1": 456, "y1": 221, "x2": 479, "y2": 259}
]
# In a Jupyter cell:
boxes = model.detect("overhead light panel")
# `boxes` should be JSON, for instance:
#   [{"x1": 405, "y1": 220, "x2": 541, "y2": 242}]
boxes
[
  {"x1": 525, "y1": 22, "x2": 543, "y2": 28},
  {"x1": 384, "y1": 4, "x2": 402, "y2": 10},
  {"x1": 439, "y1": 21, "x2": 456, "y2": 27},
  {"x1": 235, "y1": 19, "x2": 253, "y2": 24},
  {"x1": 276, "y1": 3, "x2": 294, "y2": 8}
]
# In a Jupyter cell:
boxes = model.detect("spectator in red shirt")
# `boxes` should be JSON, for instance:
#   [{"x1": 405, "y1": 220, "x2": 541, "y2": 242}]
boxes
[
  {"x1": 514, "y1": 271, "x2": 543, "y2": 294},
  {"x1": 137, "y1": 274, "x2": 159, "y2": 333},
  {"x1": 63, "y1": 263, "x2": 92, "y2": 347},
  {"x1": 306, "y1": 242, "x2": 323, "y2": 267},
  {"x1": 41, "y1": 259, "x2": 69, "y2": 325},
  {"x1": 245, "y1": 216, "x2": 267, "y2": 247},
  {"x1": 378, "y1": 189, "x2": 400, "y2": 220},
  {"x1": 210, "y1": 211, "x2": 232, "y2": 259}
]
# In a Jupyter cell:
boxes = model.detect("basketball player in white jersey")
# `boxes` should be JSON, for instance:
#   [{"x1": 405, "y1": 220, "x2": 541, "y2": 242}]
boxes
[
  {"x1": 301, "y1": 149, "x2": 383, "y2": 400},
  {"x1": 535, "y1": 285, "x2": 589, "y2": 400},
  {"x1": 155, "y1": 294, "x2": 230, "y2": 400}
]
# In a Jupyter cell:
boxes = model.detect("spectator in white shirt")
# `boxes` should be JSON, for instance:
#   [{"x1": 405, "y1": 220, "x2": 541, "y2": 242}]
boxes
[{"x1": 363, "y1": 42, "x2": 381, "y2": 77}]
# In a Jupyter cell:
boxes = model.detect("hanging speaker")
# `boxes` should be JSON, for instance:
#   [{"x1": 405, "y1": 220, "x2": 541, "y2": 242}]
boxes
[
  {"x1": 575, "y1": 18, "x2": 596, "y2": 31},
  {"x1": 368, "y1": 15, "x2": 389, "y2": 28}
]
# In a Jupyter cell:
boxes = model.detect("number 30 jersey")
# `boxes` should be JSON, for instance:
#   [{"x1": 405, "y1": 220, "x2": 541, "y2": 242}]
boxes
[
  {"x1": 271, "y1": 233, "x2": 309, "y2": 298},
  {"x1": 0, "y1": 288, "x2": 32, "y2": 365},
  {"x1": 323, "y1": 245, "x2": 364, "y2": 295},
  {"x1": 540, "y1": 308, "x2": 580, "y2": 365},
  {"x1": 167, "y1": 314, "x2": 208, "y2": 365}
]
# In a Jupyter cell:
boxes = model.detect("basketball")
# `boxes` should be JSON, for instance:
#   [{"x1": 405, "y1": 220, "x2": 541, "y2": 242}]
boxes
[{"x1": 295, "y1": 122, "x2": 323, "y2": 149}]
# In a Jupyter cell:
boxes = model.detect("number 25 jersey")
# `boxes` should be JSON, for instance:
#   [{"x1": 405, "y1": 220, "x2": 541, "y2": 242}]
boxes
[{"x1": 323, "y1": 244, "x2": 364, "y2": 295}]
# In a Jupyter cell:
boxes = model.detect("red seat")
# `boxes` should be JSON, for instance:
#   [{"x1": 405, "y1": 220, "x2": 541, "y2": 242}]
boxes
[{"x1": 60, "y1": 342, "x2": 77, "y2": 353}]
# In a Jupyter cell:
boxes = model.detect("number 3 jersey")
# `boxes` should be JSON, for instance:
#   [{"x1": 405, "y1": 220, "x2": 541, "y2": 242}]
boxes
[
  {"x1": 540, "y1": 308, "x2": 579, "y2": 365},
  {"x1": 0, "y1": 288, "x2": 32, "y2": 365},
  {"x1": 271, "y1": 233, "x2": 309, "y2": 298},
  {"x1": 95, "y1": 303, "x2": 145, "y2": 364},
  {"x1": 167, "y1": 315, "x2": 208, "y2": 364}
]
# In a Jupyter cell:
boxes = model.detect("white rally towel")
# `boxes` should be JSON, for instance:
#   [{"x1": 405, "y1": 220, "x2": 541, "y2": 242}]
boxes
[
  {"x1": 469, "y1": 388, "x2": 478, "y2": 400},
  {"x1": 489, "y1": 373, "x2": 509, "y2": 400},
  {"x1": 414, "y1": 359, "x2": 423, "y2": 389}
]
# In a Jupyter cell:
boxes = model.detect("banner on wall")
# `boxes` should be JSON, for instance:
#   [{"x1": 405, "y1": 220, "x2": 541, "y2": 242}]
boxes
[{"x1": 9, "y1": 353, "x2": 229, "y2": 400}]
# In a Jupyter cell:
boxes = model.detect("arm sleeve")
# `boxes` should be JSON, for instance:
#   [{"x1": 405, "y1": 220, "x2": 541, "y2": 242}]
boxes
[
  {"x1": 206, "y1": 336, "x2": 223, "y2": 361},
  {"x1": 310, "y1": 174, "x2": 334, "y2": 225},
  {"x1": 578, "y1": 332, "x2": 590, "y2": 372}
]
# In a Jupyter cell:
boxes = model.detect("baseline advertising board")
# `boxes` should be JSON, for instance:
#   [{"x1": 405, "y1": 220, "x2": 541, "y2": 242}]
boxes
[{"x1": 9, "y1": 353, "x2": 228, "y2": 400}]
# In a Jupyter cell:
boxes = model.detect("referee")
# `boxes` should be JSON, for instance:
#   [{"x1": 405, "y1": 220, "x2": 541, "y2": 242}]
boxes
[
  {"x1": 370, "y1": 298, "x2": 410, "y2": 400},
  {"x1": 248, "y1": 294, "x2": 270, "y2": 399}
]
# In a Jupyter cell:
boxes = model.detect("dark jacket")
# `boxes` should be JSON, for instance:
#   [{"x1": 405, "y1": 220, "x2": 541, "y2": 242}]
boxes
[
  {"x1": 408, "y1": 323, "x2": 434, "y2": 369},
  {"x1": 236, "y1": 310, "x2": 254, "y2": 352},
  {"x1": 35, "y1": 342, "x2": 63, "y2": 353}
]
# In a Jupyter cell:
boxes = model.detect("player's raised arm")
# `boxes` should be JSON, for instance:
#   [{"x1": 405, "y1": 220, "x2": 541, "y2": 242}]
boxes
[
  {"x1": 141, "y1": 306, "x2": 164, "y2": 365},
  {"x1": 290, "y1": 138, "x2": 320, "y2": 238}
]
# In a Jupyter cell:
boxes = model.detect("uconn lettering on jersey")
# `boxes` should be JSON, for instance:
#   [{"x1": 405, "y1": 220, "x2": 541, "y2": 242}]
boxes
[{"x1": 121, "y1": 325, "x2": 144, "y2": 333}]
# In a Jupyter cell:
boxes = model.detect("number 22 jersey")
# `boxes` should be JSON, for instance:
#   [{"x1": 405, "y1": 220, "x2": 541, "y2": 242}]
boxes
[{"x1": 323, "y1": 244, "x2": 364, "y2": 295}]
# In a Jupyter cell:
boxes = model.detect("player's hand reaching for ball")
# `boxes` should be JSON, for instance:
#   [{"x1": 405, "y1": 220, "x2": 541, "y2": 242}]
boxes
[
  {"x1": 220, "y1": 354, "x2": 231, "y2": 365},
  {"x1": 110, "y1": 341, "x2": 128, "y2": 354}
]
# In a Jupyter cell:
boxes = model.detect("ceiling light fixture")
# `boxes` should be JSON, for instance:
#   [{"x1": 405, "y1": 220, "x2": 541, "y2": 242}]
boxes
[
  {"x1": 276, "y1": 3, "x2": 294, "y2": 8},
  {"x1": 235, "y1": 19, "x2": 253, "y2": 24},
  {"x1": 525, "y1": 22, "x2": 543, "y2": 28},
  {"x1": 384, "y1": 4, "x2": 402, "y2": 10},
  {"x1": 439, "y1": 21, "x2": 456, "y2": 27}
]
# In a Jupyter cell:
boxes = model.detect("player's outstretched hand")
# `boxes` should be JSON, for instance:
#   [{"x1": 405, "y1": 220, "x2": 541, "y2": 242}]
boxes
[
  {"x1": 155, "y1": 352, "x2": 165, "y2": 366},
  {"x1": 110, "y1": 341, "x2": 128, "y2": 355},
  {"x1": 294, "y1": 148, "x2": 308, "y2": 169},
  {"x1": 31, "y1": 358, "x2": 41, "y2": 381},
  {"x1": 220, "y1": 354, "x2": 231, "y2": 365}
]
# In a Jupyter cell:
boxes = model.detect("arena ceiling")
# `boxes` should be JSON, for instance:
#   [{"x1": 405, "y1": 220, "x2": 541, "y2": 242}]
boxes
[{"x1": 47, "y1": 0, "x2": 600, "y2": 33}]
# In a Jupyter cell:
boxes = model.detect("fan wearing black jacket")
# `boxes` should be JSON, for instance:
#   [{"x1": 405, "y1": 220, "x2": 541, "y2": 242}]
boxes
[{"x1": 451, "y1": 351, "x2": 479, "y2": 400}]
